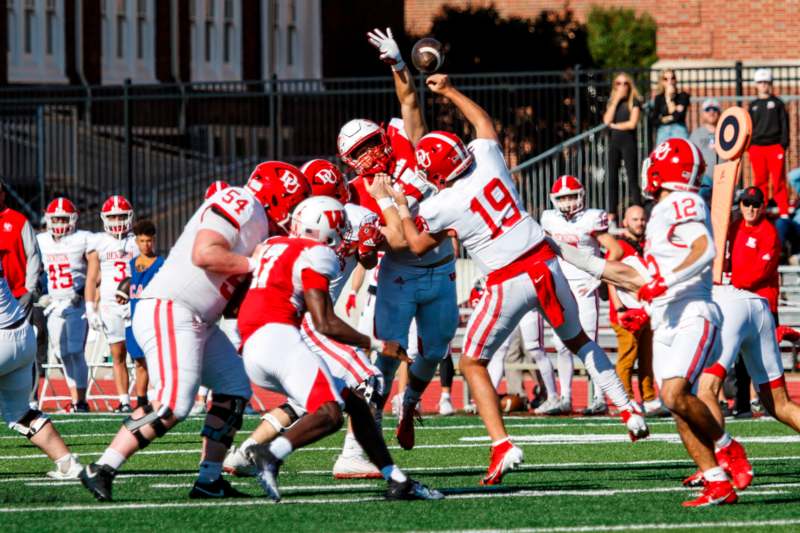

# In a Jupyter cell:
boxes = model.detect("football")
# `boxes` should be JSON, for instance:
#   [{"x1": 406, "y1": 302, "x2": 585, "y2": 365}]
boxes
[
  {"x1": 411, "y1": 37, "x2": 445, "y2": 74},
  {"x1": 499, "y1": 393, "x2": 526, "y2": 413}
]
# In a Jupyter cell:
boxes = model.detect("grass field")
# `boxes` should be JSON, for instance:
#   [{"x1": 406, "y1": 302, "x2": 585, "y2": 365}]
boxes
[{"x1": 1, "y1": 413, "x2": 799, "y2": 532}]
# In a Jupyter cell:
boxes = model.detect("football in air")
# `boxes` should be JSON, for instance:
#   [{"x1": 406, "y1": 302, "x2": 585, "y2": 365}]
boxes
[{"x1": 411, "y1": 37, "x2": 445, "y2": 74}]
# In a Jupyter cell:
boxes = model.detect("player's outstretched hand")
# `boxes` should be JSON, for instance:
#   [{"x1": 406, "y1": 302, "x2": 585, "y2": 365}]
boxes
[
  {"x1": 637, "y1": 277, "x2": 667, "y2": 304},
  {"x1": 426, "y1": 74, "x2": 453, "y2": 94},
  {"x1": 366, "y1": 28, "x2": 405, "y2": 70},
  {"x1": 386, "y1": 181, "x2": 409, "y2": 207},
  {"x1": 378, "y1": 341, "x2": 410, "y2": 363}
]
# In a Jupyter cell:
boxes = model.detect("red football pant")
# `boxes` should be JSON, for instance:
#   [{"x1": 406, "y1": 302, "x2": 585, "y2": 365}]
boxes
[{"x1": 749, "y1": 144, "x2": 788, "y2": 215}]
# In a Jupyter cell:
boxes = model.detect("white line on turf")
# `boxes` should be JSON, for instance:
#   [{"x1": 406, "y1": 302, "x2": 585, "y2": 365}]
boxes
[
  {"x1": 415, "y1": 519, "x2": 800, "y2": 533},
  {"x1": 149, "y1": 482, "x2": 377, "y2": 490},
  {"x1": 460, "y1": 434, "x2": 800, "y2": 444}
]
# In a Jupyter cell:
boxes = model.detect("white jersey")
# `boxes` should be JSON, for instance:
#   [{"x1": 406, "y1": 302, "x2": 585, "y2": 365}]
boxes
[
  {"x1": 142, "y1": 186, "x2": 268, "y2": 323},
  {"x1": 89, "y1": 232, "x2": 138, "y2": 303},
  {"x1": 541, "y1": 208, "x2": 608, "y2": 282},
  {"x1": 37, "y1": 230, "x2": 92, "y2": 300},
  {"x1": 645, "y1": 191, "x2": 714, "y2": 325},
  {"x1": 0, "y1": 266, "x2": 24, "y2": 328},
  {"x1": 418, "y1": 139, "x2": 545, "y2": 275},
  {"x1": 329, "y1": 203, "x2": 375, "y2": 303}
]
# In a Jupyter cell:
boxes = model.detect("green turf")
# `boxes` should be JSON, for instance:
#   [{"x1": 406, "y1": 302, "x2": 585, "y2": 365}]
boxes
[{"x1": 1, "y1": 414, "x2": 799, "y2": 532}]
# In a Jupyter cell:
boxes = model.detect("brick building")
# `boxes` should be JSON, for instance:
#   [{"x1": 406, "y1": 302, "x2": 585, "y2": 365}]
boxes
[{"x1": 405, "y1": 0, "x2": 800, "y2": 68}]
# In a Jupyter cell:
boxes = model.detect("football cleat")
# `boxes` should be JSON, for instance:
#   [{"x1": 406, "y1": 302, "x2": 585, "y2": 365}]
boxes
[
  {"x1": 581, "y1": 398, "x2": 609, "y2": 416},
  {"x1": 620, "y1": 408, "x2": 650, "y2": 441},
  {"x1": 47, "y1": 454, "x2": 83, "y2": 480},
  {"x1": 715, "y1": 439, "x2": 753, "y2": 490},
  {"x1": 113, "y1": 404, "x2": 132, "y2": 414},
  {"x1": 79, "y1": 463, "x2": 117, "y2": 501},
  {"x1": 386, "y1": 478, "x2": 445, "y2": 501},
  {"x1": 543, "y1": 398, "x2": 572, "y2": 416},
  {"x1": 391, "y1": 394, "x2": 403, "y2": 417},
  {"x1": 682, "y1": 469, "x2": 704, "y2": 488},
  {"x1": 396, "y1": 402, "x2": 421, "y2": 450},
  {"x1": 246, "y1": 445, "x2": 283, "y2": 502},
  {"x1": 480, "y1": 439, "x2": 524, "y2": 486},
  {"x1": 438, "y1": 395, "x2": 455, "y2": 416},
  {"x1": 533, "y1": 396, "x2": 560, "y2": 415},
  {"x1": 333, "y1": 453, "x2": 382, "y2": 479},
  {"x1": 682, "y1": 479, "x2": 737, "y2": 507},
  {"x1": 189, "y1": 401, "x2": 207, "y2": 416},
  {"x1": 223, "y1": 445, "x2": 257, "y2": 477},
  {"x1": 189, "y1": 476, "x2": 249, "y2": 499}
]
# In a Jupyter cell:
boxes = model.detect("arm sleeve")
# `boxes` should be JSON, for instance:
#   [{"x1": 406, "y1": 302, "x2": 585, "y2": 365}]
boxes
[
  {"x1": 21, "y1": 220, "x2": 41, "y2": 293},
  {"x1": 546, "y1": 236, "x2": 606, "y2": 279},
  {"x1": 662, "y1": 221, "x2": 715, "y2": 287},
  {"x1": 198, "y1": 209, "x2": 239, "y2": 247}
]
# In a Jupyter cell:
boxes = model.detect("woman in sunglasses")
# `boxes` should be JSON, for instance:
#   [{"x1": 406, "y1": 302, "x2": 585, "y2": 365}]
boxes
[
  {"x1": 651, "y1": 69, "x2": 690, "y2": 144},
  {"x1": 603, "y1": 72, "x2": 642, "y2": 220}
]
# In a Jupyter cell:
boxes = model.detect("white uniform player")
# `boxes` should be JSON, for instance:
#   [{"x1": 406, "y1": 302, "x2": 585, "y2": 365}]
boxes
[
  {"x1": 37, "y1": 198, "x2": 92, "y2": 410},
  {"x1": 89, "y1": 231, "x2": 137, "y2": 342},
  {"x1": 540, "y1": 175, "x2": 619, "y2": 415}
]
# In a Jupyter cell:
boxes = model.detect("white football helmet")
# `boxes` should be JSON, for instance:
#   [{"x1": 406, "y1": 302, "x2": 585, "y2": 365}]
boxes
[
  {"x1": 44, "y1": 197, "x2": 78, "y2": 238},
  {"x1": 290, "y1": 196, "x2": 350, "y2": 252},
  {"x1": 101, "y1": 195, "x2": 134, "y2": 237},
  {"x1": 337, "y1": 119, "x2": 392, "y2": 175},
  {"x1": 550, "y1": 175, "x2": 585, "y2": 218}
]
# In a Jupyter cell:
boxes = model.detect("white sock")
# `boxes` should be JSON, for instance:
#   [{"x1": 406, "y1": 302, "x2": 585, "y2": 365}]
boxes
[
  {"x1": 492, "y1": 436, "x2": 510, "y2": 447},
  {"x1": 119, "y1": 394, "x2": 130, "y2": 406},
  {"x1": 97, "y1": 448, "x2": 127, "y2": 470},
  {"x1": 703, "y1": 466, "x2": 728, "y2": 482},
  {"x1": 715, "y1": 432, "x2": 733, "y2": 450},
  {"x1": 577, "y1": 341, "x2": 631, "y2": 410},
  {"x1": 556, "y1": 351, "x2": 573, "y2": 400},
  {"x1": 440, "y1": 392, "x2": 451, "y2": 400},
  {"x1": 380, "y1": 464, "x2": 407, "y2": 483},
  {"x1": 269, "y1": 436, "x2": 293, "y2": 461},
  {"x1": 530, "y1": 350, "x2": 558, "y2": 399},
  {"x1": 197, "y1": 460, "x2": 222, "y2": 484},
  {"x1": 55, "y1": 453, "x2": 73, "y2": 473},
  {"x1": 341, "y1": 431, "x2": 364, "y2": 458},
  {"x1": 240, "y1": 437, "x2": 258, "y2": 453}
]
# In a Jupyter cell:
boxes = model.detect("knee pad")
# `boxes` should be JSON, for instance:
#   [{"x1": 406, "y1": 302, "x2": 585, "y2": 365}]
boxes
[
  {"x1": 123, "y1": 404, "x2": 173, "y2": 449},
  {"x1": 10, "y1": 410, "x2": 50, "y2": 439},
  {"x1": 260, "y1": 402, "x2": 301, "y2": 434},
  {"x1": 200, "y1": 394, "x2": 247, "y2": 447},
  {"x1": 410, "y1": 356, "x2": 439, "y2": 383}
]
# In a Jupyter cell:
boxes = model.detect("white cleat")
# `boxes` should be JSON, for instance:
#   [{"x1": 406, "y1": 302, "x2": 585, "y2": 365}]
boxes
[
  {"x1": 621, "y1": 409, "x2": 650, "y2": 441},
  {"x1": 223, "y1": 445, "x2": 257, "y2": 477},
  {"x1": 189, "y1": 401, "x2": 207, "y2": 416},
  {"x1": 438, "y1": 395, "x2": 455, "y2": 416},
  {"x1": 391, "y1": 394, "x2": 403, "y2": 417},
  {"x1": 332, "y1": 453, "x2": 382, "y2": 479},
  {"x1": 47, "y1": 454, "x2": 83, "y2": 480},
  {"x1": 533, "y1": 397, "x2": 560, "y2": 415}
]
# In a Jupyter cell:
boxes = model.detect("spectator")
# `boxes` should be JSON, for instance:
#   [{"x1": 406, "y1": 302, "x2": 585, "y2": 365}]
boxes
[
  {"x1": 122, "y1": 219, "x2": 164, "y2": 409},
  {"x1": 748, "y1": 68, "x2": 790, "y2": 218},
  {"x1": 603, "y1": 72, "x2": 642, "y2": 220},
  {"x1": 781, "y1": 168, "x2": 800, "y2": 260},
  {"x1": 689, "y1": 98, "x2": 725, "y2": 203},
  {"x1": 651, "y1": 69, "x2": 690, "y2": 144},
  {"x1": 0, "y1": 182, "x2": 42, "y2": 316},
  {"x1": 606, "y1": 205, "x2": 664, "y2": 415}
]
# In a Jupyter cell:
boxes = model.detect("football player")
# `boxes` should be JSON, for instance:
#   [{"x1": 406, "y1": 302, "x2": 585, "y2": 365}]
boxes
[
  {"x1": 0, "y1": 259, "x2": 83, "y2": 479},
  {"x1": 554, "y1": 138, "x2": 753, "y2": 506},
  {"x1": 541, "y1": 176, "x2": 624, "y2": 415},
  {"x1": 367, "y1": 73, "x2": 649, "y2": 486},
  {"x1": 37, "y1": 198, "x2": 93, "y2": 412},
  {"x1": 238, "y1": 196, "x2": 442, "y2": 502},
  {"x1": 334, "y1": 28, "x2": 459, "y2": 453},
  {"x1": 85, "y1": 195, "x2": 138, "y2": 412},
  {"x1": 79, "y1": 162, "x2": 305, "y2": 502}
]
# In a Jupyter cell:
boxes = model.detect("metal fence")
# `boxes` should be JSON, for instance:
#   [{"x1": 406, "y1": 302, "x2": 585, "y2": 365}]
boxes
[{"x1": 3, "y1": 62, "x2": 800, "y2": 247}]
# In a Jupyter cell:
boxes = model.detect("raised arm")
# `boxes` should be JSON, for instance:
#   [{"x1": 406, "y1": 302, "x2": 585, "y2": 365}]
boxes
[{"x1": 426, "y1": 74, "x2": 498, "y2": 142}]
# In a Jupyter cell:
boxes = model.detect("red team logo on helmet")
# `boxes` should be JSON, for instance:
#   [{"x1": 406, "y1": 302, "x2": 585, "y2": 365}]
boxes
[
  {"x1": 205, "y1": 180, "x2": 230, "y2": 199},
  {"x1": 290, "y1": 196, "x2": 349, "y2": 253},
  {"x1": 641, "y1": 138, "x2": 705, "y2": 197},
  {"x1": 44, "y1": 197, "x2": 79, "y2": 237},
  {"x1": 246, "y1": 161, "x2": 311, "y2": 229},
  {"x1": 550, "y1": 175, "x2": 585, "y2": 218},
  {"x1": 337, "y1": 119, "x2": 393, "y2": 175},
  {"x1": 101, "y1": 195, "x2": 134, "y2": 237},
  {"x1": 414, "y1": 131, "x2": 473, "y2": 190},
  {"x1": 300, "y1": 159, "x2": 350, "y2": 203}
]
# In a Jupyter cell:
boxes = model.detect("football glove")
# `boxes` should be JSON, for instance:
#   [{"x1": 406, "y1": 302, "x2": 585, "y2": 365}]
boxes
[
  {"x1": 637, "y1": 276, "x2": 667, "y2": 303},
  {"x1": 85, "y1": 302, "x2": 104, "y2": 331},
  {"x1": 367, "y1": 28, "x2": 405, "y2": 71},
  {"x1": 357, "y1": 221, "x2": 385, "y2": 257},
  {"x1": 619, "y1": 308, "x2": 649, "y2": 332},
  {"x1": 345, "y1": 291, "x2": 357, "y2": 317}
]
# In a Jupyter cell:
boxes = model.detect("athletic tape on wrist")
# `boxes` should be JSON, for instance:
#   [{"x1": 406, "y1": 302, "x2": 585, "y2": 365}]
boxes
[{"x1": 377, "y1": 197, "x2": 394, "y2": 211}]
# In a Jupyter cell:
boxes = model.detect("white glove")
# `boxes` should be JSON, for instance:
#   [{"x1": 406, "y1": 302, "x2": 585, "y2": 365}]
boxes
[
  {"x1": 85, "y1": 302, "x2": 104, "y2": 331},
  {"x1": 367, "y1": 27, "x2": 405, "y2": 71}
]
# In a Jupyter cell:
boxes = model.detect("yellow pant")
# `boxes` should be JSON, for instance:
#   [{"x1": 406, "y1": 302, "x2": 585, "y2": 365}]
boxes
[{"x1": 612, "y1": 322, "x2": 656, "y2": 402}]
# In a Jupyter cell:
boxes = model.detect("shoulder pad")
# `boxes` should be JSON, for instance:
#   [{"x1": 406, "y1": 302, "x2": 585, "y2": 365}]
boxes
[
  {"x1": 304, "y1": 245, "x2": 340, "y2": 279},
  {"x1": 664, "y1": 192, "x2": 707, "y2": 224},
  {"x1": 206, "y1": 187, "x2": 255, "y2": 230}
]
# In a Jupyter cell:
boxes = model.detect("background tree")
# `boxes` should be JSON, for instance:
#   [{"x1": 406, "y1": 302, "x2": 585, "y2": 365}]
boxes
[{"x1": 586, "y1": 6, "x2": 657, "y2": 70}]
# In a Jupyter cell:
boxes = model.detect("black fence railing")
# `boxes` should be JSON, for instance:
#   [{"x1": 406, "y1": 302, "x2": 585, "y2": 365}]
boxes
[{"x1": 3, "y1": 62, "x2": 800, "y2": 248}]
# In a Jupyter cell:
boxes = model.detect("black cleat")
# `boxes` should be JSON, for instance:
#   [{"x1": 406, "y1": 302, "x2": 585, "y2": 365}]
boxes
[
  {"x1": 189, "y1": 477, "x2": 250, "y2": 499},
  {"x1": 245, "y1": 445, "x2": 283, "y2": 502},
  {"x1": 79, "y1": 463, "x2": 117, "y2": 501},
  {"x1": 113, "y1": 404, "x2": 132, "y2": 413},
  {"x1": 386, "y1": 478, "x2": 445, "y2": 501},
  {"x1": 72, "y1": 401, "x2": 90, "y2": 413}
]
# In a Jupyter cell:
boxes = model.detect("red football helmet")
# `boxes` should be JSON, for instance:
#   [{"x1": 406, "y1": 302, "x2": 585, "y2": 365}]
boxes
[
  {"x1": 550, "y1": 175, "x2": 585, "y2": 218},
  {"x1": 414, "y1": 131, "x2": 474, "y2": 190},
  {"x1": 245, "y1": 161, "x2": 311, "y2": 229},
  {"x1": 337, "y1": 119, "x2": 392, "y2": 175},
  {"x1": 300, "y1": 159, "x2": 350, "y2": 204},
  {"x1": 205, "y1": 180, "x2": 230, "y2": 199},
  {"x1": 101, "y1": 195, "x2": 133, "y2": 237},
  {"x1": 641, "y1": 138, "x2": 706, "y2": 197},
  {"x1": 44, "y1": 197, "x2": 78, "y2": 237}
]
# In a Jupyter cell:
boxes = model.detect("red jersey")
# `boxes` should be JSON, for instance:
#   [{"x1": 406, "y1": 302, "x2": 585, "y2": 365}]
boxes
[
  {"x1": 0, "y1": 207, "x2": 37, "y2": 297},
  {"x1": 728, "y1": 217, "x2": 781, "y2": 312},
  {"x1": 607, "y1": 237, "x2": 645, "y2": 325},
  {"x1": 237, "y1": 236, "x2": 340, "y2": 346}
]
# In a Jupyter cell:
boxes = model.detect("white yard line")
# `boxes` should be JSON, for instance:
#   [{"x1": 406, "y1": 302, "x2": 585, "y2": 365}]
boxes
[
  {"x1": 419, "y1": 519, "x2": 800, "y2": 533},
  {"x1": 460, "y1": 434, "x2": 800, "y2": 444},
  {"x1": 149, "y1": 482, "x2": 377, "y2": 490}
]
